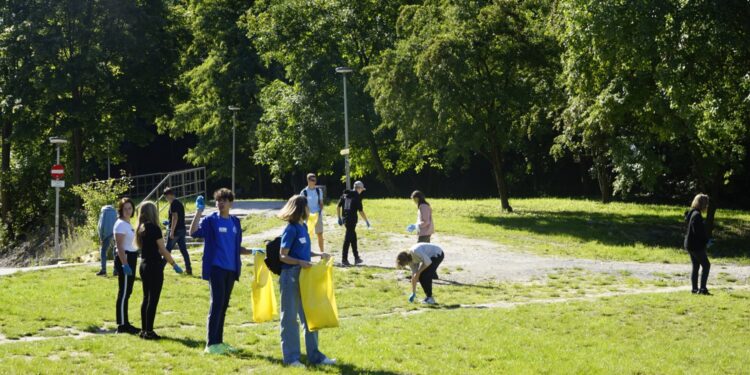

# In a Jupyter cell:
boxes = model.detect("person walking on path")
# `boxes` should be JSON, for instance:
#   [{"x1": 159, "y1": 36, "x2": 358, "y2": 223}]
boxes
[
  {"x1": 684, "y1": 194, "x2": 712, "y2": 295},
  {"x1": 164, "y1": 187, "x2": 192, "y2": 275},
  {"x1": 407, "y1": 191, "x2": 434, "y2": 243},
  {"x1": 336, "y1": 181, "x2": 370, "y2": 266},
  {"x1": 135, "y1": 202, "x2": 183, "y2": 340},
  {"x1": 114, "y1": 197, "x2": 140, "y2": 334},
  {"x1": 300, "y1": 173, "x2": 325, "y2": 253},
  {"x1": 278, "y1": 195, "x2": 336, "y2": 368},
  {"x1": 96, "y1": 204, "x2": 117, "y2": 276},
  {"x1": 397, "y1": 243, "x2": 445, "y2": 305},
  {"x1": 190, "y1": 188, "x2": 253, "y2": 355}
]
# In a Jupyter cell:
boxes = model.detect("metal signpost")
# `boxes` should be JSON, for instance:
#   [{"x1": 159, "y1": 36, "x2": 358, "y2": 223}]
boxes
[
  {"x1": 49, "y1": 137, "x2": 67, "y2": 261},
  {"x1": 335, "y1": 66, "x2": 353, "y2": 190}
]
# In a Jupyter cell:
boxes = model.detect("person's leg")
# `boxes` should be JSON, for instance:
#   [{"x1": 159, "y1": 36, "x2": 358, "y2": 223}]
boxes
[
  {"x1": 418, "y1": 235, "x2": 431, "y2": 243},
  {"x1": 342, "y1": 226, "x2": 353, "y2": 262},
  {"x1": 206, "y1": 267, "x2": 227, "y2": 346},
  {"x1": 689, "y1": 252, "x2": 699, "y2": 291},
  {"x1": 140, "y1": 262, "x2": 149, "y2": 332},
  {"x1": 418, "y1": 270, "x2": 433, "y2": 298},
  {"x1": 280, "y1": 267, "x2": 302, "y2": 364},
  {"x1": 147, "y1": 266, "x2": 164, "y2": 332},
  {"x1": 217, "y1": 271, "x2": 235, "y2": 344},
  {"x1": 697, "y1": 251, "x2": 711, "y2": 290},
  {"x1": 115, "y1": 256, "x2": 125, "y2": 325},
  {"x1": 166, "y1": 229, "x2": 175, "y2": 252},
  {"x1": 176, "y1": 230, "x2": 191, "y2": 273},
  {"x1": 350, "y1": 225, "x2": 359, "y2": 260},
  {"x1": 298, "y1": 296, "x2": 326, "y2": 364},
  {"x1": 99, "y1": 236, "x2": 111, "y2": 273},
  {"x1": 430, "y1": 253, "x2": 444, "y2": 280},
  {"x1": 124, "y1": 253, "x2": 138, "y2": 326}
]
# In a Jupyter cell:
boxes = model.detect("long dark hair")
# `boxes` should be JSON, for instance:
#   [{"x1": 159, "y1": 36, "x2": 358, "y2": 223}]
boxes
[{"x1": 411, "y1": 190, "x2": 429, "y2": 206}]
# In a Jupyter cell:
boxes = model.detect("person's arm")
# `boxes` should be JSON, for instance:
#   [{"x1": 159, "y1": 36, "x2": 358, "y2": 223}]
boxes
[
  {"x1": 156, "y1": 238, "x2": 178, "y2": 266},
  {"x1": 280, "y1": 247, "x2": 312, "y2": 268},
  {"x1": 190, "y1": 209, "x2": 204, "y2": 237},
  {"x1": 169, "y1": 212, "x2": 178, "y2": 239},
  {"x1": 115, "y1": 233, "x2": 128, "y2": 265}
]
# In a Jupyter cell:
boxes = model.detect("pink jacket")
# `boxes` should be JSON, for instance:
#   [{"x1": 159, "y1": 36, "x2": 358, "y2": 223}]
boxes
[{"x1": 417, "y1": 203, "x2": 434, "y2": 236}]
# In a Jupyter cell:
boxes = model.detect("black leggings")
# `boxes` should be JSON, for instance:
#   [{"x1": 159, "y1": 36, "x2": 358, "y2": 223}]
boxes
[
  {"x1": 689, "y1": 250, "x2": 710, "y2": 290},
  {"x1": 140, "y1": 261, "x2": 165, "y2": 332},
  {"x1": 115, "y1": 252, "x2": 138, "y2": 326},
  {"x1": 419, "y1": 252, "x2": 444, "y2": 298},
  {"x1": 342, "y1": 223, "x2": 359, "y2": 261}
]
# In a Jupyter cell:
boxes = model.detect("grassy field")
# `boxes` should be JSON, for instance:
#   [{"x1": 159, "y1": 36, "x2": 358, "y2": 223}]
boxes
[
  {"x1": 327, "y1": 198, "x2": 750, "y2": 265},
  {"x1": 0, "y1": 257, "x2": 747, "y2": 373}
]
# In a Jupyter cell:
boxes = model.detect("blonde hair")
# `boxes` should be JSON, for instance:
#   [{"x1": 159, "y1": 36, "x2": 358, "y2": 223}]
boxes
[
  {"x1": 277, "y1": 195, "x2": 309, "y2": 223},
  {"x1": 690, "y1": 194, "x2": 709, "y2": 212},
  {"x1": 136, "y1": 201, "x2": 159, "y2": 248}
]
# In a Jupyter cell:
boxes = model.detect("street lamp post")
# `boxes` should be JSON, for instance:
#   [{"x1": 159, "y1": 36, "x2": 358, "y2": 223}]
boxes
[
  {"x1": 49, "y1": 137, "x2": 67, "y2": 261},
  {"x1": 228, "y1": 106, "x2": 240, "y2": 193},
  {"x1": 335, "y1": 66, "x2": 353, "y2": 190}
]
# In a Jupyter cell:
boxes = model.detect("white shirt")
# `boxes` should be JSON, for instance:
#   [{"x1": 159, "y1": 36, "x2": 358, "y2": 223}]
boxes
[
  {"x1": 113, "y1": 219, "x2": 136, "y2": 253},
  {"x1": 408, "y1": 243, "x2": 443, "y2": 273}
]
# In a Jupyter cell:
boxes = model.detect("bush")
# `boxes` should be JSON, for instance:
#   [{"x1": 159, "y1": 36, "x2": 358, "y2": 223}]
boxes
[{"x1": 69, "y1": 177, "x2": 132, "y2": 244}]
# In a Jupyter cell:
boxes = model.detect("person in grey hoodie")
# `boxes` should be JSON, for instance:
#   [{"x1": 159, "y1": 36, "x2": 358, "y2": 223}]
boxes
[
  {"x1": 684, "y1": 194, "x2": 711, "y2": 295},
  {"x1": 96, "y1": 204, "x2": 118, "y2": 276}
]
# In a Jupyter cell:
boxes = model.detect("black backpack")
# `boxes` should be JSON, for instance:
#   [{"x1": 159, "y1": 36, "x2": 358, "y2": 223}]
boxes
[{"x1": 264, "y1": 237, "x2": 282, "y2": 275}]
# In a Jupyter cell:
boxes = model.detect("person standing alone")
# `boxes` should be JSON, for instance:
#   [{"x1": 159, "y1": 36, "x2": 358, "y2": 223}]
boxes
[
  {"x1": 684, "y1": 194, "x2": 712, "y2": 295},
  {"x1": 300, "y1": 173, "x2": 325, "y2": 253},
  {"x1": 164, "y1": 187, "x2": 192, "y2": 275},
  {"x1": 337, "y1": 181, "x2": 370, "y2": 266}
]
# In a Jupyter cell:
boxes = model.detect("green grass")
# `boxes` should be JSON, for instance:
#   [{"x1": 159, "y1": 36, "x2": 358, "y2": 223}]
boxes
[
  {"x1": 0, "y1": 261, "x2": 747, "y2": 373},
  {"x1": 326, "y1": 198, "x2": 750, "y2": 264}
]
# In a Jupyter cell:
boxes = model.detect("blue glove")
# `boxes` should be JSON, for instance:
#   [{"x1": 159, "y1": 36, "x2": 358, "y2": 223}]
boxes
[
  {"x1": 407, "y1": 224, "x2": 417, "y2": 233},
  {"x1": 173, "y1": 264, "x2": 183, "y2": 274},
  {"x1": 196, "y1": 195, "x2": 205, "y2": 210},
  {"x1": 251, "y1": 248, "x2": 265, "y2": 255},
  {"x1": 707, "y1": 238, "x2": 714, "y2": 248},
  {"x1": 409, "y1": 292, "x2": 416, "y2": 303},
  {"x1": 365, "y1": 220, "x2": 371, "y2": 229},
  {"x1": 162, "y1": 220, "x2": 169, "y2": 226},
  {"x1": 122, "y1": 264, "x2": 133, "y2": 276},
  {"x1": 338, "y1": 217, "x2": 343, "y2": 226}
]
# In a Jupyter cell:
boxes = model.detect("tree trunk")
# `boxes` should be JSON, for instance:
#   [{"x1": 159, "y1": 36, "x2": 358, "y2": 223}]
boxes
[
  {"x1": 489, "y1": 147, "x2": 512, "y2": 212},
  {"x1": 704, "y1": 177, "x2": 722, "y2": 238},
  {"x1": 72, "y1": 127, "x2": 83, "y2": 185},
  {"x1": 0, "y1": 119, "x2": 11, "y2": 237},
  {"x1": 593, "y1": 154, "x2": 612, "y2": 203}
]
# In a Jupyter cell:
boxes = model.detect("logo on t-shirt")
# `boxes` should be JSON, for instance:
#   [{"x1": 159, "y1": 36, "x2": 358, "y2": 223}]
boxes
[
  {"x1": 232, "y1": 225, "x2": 237, "y2": 234},
  {"x1": 219, "y1": 227, "x2": 228, "y2": 233},
  {"x1": 299, "y1": 237, "x2": 307, "y2": 244}
]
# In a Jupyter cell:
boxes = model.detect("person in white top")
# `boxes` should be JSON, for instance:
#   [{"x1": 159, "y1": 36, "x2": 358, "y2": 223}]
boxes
[
  {"x1": 113, "y1": 197, "x2": 140, "y2": 335},
  {"x1": 396, "y1": 243, "x2": 445, "y2": 305}
]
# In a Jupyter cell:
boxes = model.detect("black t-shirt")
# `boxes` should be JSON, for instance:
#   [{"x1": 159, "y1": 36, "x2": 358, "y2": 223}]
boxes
[
  {"x1": 338, "y1": 190, "x2": 363, "y2": 225},
  {"x1": 139, "y1": 222, "x2": 164, "y2": 263},
  {"x1": 169, "y1": 199, "x2": 186, "y2": 230}
]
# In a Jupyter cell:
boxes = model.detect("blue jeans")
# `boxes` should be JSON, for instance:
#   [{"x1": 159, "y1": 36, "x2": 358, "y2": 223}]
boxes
[
  {"x1": 166, "y1": 228, "x2": 191, "y2": 272},
  {"x1": 280, "y1": 266, "x2": 326, "y2": 365},
  {"x1": 207, "y1": 266, "x2": 236, "y2": 346},
  {"x1": 99, "y1": 235, "x2": 113, "y2": 272}
]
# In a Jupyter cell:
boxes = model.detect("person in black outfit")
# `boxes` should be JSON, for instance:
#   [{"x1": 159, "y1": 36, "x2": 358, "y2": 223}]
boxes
[
  {"x1": 684, "y1": 194, "x2": 712, "y2": 295},
  {"x1": 136, "y1": 201, "x2": 183, "y2": 339},
  {"x1": 164, "y1": 187, "x2": 192, "y2": 275},
  {"x1": 337, "y1": 181, "x2": 370, "y2": 266}
]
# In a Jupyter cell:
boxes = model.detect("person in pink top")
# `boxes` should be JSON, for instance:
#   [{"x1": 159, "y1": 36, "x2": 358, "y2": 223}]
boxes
[{"x1": 407, "y1": 190, "x2": 434, "y2": 243}]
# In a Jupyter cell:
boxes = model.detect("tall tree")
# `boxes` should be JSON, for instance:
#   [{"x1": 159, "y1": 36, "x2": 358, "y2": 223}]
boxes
[
  {"x1": 246, "y1": 0, "x2": 410, "y2": 193},
  {"x1": 368, "y1": 0, "x2": 560, "y2": 211}
]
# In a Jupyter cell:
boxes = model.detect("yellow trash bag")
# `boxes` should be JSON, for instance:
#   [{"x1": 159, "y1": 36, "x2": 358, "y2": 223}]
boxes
[
  {"x1": 251, "y1": 252, "x2": 278, "y2": 323},
  {"x1": 299, "y1": 257, "x2": 339, "y2": 331},
  {"x1": 306, "y1": 213, "x2": 319, "y2": 239}
]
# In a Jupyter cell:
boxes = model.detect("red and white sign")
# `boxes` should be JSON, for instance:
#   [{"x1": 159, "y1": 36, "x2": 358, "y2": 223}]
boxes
[{"x1": 51, "y1": 164, "x2": 64, "y2": 180}]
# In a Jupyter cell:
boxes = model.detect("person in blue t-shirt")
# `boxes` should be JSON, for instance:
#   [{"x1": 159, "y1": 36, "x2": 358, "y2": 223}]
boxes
[
  {"x1": 190, "y1": 188, "x2": 253, "y2": 355},
  {"x1": 277, "y1": 195, "x2": 336, "y2": 368}
]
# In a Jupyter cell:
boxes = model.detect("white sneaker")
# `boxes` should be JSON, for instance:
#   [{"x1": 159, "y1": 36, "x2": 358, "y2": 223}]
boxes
[
  {"x1": 421, "y1": 297, "x2": 437, "y2": 305},
  {"x1": 287, "y1": 361, "x2": 305, "y2": 368},
  {"x1": 319, "y1": 358, "x2": 337, "y2": 366}
]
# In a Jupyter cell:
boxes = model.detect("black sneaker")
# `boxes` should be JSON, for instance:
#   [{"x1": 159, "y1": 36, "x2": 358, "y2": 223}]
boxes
[
  {"x1": 116, "y1": 325, "x2": 133, "y2": 334},
  {"x1": 341, "y1": 259, "x2": 351, "y2": 267},
  {"x1": 354, "y1": 257, "x2": 363, "y2": 265},
  {"x1": 186, "y1": 269, "x2": 193, "y2": 276},
  {"x1": 141, "y1": 331, "x2": 161, "y2": 340},
  {"x1": 699, "y1": 288, "x2": 711, "y2": 295},
  {"x1": 691, "y1": 289, "x2": 699, "y2": 294},
  {"x1": 96, "y1": 270, "x2": 106, "y2": 276}
]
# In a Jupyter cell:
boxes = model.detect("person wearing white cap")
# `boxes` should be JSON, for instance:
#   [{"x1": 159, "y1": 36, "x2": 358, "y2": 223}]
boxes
[{"x1": 337, "y1": 181, "x2": 370, "y2": 266}]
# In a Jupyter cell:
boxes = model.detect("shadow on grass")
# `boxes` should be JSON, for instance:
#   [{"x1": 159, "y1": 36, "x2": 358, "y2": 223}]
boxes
[
  {"x1": 161, "y1": 336, "x2": 204, "y2": 349},
  {"x1": 233, "y1": 352, "x2": 406, "y2": 375},
  {"x1": 472, "y1": 210, "x2": 750, "y2": 260}
]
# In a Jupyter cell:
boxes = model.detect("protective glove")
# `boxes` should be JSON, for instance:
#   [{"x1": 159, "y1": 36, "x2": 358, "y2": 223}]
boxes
[
  {"x1": 408, "y1": 292, "x2": 416, "y2": 303},
  {"x1": 196, "y1": 195, "x2": 205, "y2": 211},
  {"x1": 406, "y1": 224, "x2": 417, "y2": 233},
  {"x1": 251, "y1": 248, "x2": 265, "y2": 255},
  {"x1": 162, "y1": 220, "x2": 169, "y2": 226},
  {"x1": 122, "y1": 264, "x2": 133, "y2": 276},
  {"x1": 365, "y1": 220, "x2": 371, "y2": 229},
  {"x1": 337, "y1": 217, "x2": 343, "y2": 226},
  {"x1": 707, "y1": 238, "x2": 715, "y2": 248},
  {"x1": 173, "y1": 264, "x2": 183, "y2": 274}
]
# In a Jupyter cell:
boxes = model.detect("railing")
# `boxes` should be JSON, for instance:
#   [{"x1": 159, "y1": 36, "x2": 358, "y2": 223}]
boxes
[{"x1": 137, "y1": 167, "x2": 207, "y2": 212}]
